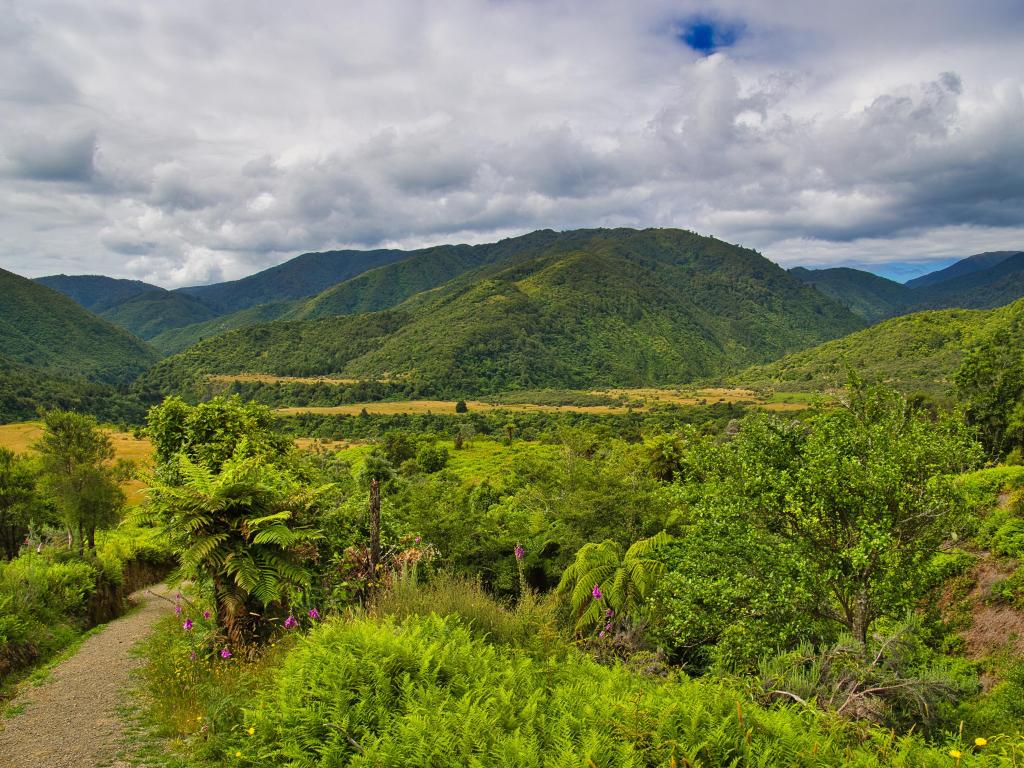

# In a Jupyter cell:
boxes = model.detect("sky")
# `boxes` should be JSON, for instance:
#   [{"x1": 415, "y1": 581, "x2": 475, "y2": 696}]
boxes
[{"x1": 1, "y1": 0, "x2": 1023, "y2": 287}]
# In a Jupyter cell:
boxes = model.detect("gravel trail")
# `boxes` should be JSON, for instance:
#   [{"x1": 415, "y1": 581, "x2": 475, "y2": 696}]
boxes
[{"x1": 0, "y1": 584, "x2": 174, "y2": 768}]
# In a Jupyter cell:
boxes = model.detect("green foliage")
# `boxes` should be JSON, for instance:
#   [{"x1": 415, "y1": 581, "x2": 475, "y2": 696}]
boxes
[
  {"x1": 0, "y1": 266, "x2": 158, "y2": 386},
  {"x1": 100, "y1": 290, "x2": 217, "y2": 340},
  {"x1": 230, "y1": 614, "x2": 1021, "y2": 767},
  {"x1": 139, "y1": 228, "x2": 864, "y2": 396},
  {"x1": 145, "y1": 453, "x2": 323, "y2": 646},
  {"x1": 755, "y1": 619, "x2": 980, "y2": 734},
  {"x1": 146, "y1": 395, "x2": 291, "y2": 472},
  {"x1": 790, "y1": 266, "x2": 914, "y2": 323},
  {"x1": 415, "y1": 442, "x2": 449, "y2": 473},
  {"x1": 371, "y1": 572, "x2": 566, "y2": 658},
  {"x1": 955, "y1": 317, "x2": 1024, "y2": 457},
  {"x1": 557, "y1": 532, "x2": 669, "y2": 633},
  {"x1": 0, "y1": 356, "x2": 145, "y2": 425},
  {"x1": 36, "y1": 409, "x2": 124, "y2": 552},
  {"x1": 0, "y1": 448, "x2": 38, "y2": 559},
  {"x1": 651, "y1": 522, "x2": 827, "y2": 672}
]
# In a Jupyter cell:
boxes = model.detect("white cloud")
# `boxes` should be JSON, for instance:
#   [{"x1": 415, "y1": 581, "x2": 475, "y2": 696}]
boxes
[{"x1": 0, "y1": 0, "x2": 1022, "y2": 286}]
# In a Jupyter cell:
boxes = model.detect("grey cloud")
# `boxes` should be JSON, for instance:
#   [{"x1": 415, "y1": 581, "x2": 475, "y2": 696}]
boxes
[{"x1": 1, "y1": 1, "x2": 1023, "y2": 286}]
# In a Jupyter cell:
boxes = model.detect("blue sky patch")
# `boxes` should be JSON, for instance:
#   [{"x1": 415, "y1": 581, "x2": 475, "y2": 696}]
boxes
[{"x1": 677, "y1": 17, "x2": 744, "y2": 55}]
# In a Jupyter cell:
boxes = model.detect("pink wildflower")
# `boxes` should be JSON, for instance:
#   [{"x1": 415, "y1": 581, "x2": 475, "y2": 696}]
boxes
[
  {"x1": 591, "y1": 584, "x2": 602, "y2": 600},
  {"x1": 308, "y1": 607, "x2": 320, "y2": 620},
  {"x1": 284, "y1": 615, "x2": 298, "y2": 629},
  {"x1": 183, "y1": 618, "x2": 193, "y2": 631},
  {"x1": 220, "y1": 647, "x2": 232, "y2": 659}
]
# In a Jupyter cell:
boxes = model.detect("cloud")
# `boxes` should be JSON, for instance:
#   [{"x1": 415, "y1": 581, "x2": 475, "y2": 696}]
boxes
[{"x1": 0, "y1": 0, "x2": 1022, "y2": 286}]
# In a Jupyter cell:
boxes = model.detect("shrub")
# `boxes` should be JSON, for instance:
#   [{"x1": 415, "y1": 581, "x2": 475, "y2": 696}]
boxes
[
  {"x1": 416, "y1": 443, "x2": 449, "y2": 473},
  {"x1": 232, "y1": 615, "x2": 1023, "y2": 767}
]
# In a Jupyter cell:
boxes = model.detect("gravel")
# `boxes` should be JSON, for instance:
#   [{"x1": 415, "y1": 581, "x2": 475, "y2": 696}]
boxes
[{"x1": 0, "y1": 584, "x2": 175, "y2": 768}]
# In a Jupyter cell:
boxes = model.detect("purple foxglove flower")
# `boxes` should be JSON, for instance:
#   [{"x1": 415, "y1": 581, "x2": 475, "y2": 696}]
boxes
[
  {"x1": 183, "y1": 618, "x2": 193, "y2": 631},
  {"x1": 605, "y1": 608, "x2": 614, "y2": 618},
  {"x1": 598, "y1": 630, "x2": 606, "y2": 638},
  {"x1": 415, "y1": 535, "x2": 422, "y2": 543},
  {"x1": 514, "y1": 544, "x2": 525, "y2": 561},
  {"x1": 203, "y1": 610, "x2": 211, "y2": 620},
  {"x1": 175, "y1": 592, "x2": 182, "y2": 600},
  {"x1": 220, "y1": 647, "x2": 232, "y2": 659},
  {"x1": 284, "y1": 615, "x2": 297, "y2": 629},
  {"x1": 175, "y1": 604, "x2": 182, "y2": 616},
  {"x1": 604, "y1": 622, "x2": 612, "y2": 632},
  {"x1": 308, "y1": 607, "x2": 320, "y2": 620},
  {"x1": 591, "y1": 584, "x2": 602, "y2": 600}
]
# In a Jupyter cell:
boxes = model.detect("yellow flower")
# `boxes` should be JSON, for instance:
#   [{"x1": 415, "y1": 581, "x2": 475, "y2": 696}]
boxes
[
  {"x1": 975, "y1": 737, "x2": 988, "y2": 747},
  {"x1": 235, "y1": 751, "x2": 242, "y2": 758},
  {"x1": 949, "y1": 749, "x2": 962, "y2": 759},
  {"x1": 247, "y1": 726, "x2": 255, "y2": 736}
]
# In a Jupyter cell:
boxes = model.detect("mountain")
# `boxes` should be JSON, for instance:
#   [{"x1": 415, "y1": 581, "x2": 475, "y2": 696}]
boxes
[
  {"x1": 911, "y1": 251, "x2": 1024, "y2": 311},
  {"x1": 140, "y1": 228, "x2": 866, "y2": 396},
  {"x1": 100, "y1": 290, "x2": 218, "y2": 340},
  {"x1": 175, "y1": 248, "x2": 414, "y2": 314},
  {"x1": 905, "y1": 251, "x2": 1022, "y2": 290},
  {"x1": 733, "y1": 298, "x2": 1024, "y2": 396},
  {"x1": 148, "y1": 302, "x2": 295, "y2": 355},
  {"x1": 0, "y1": 267, "x2": 158, "y2": 386},
  {"x1": 34, "y1": 274, "x2": 161, "y2": 313},
  {"x1": 790, "y1": 266, "x2": 914, "y2": 323}
]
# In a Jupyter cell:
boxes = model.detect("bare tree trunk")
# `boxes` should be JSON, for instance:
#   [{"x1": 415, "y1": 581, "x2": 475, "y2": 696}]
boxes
[{"x1": 369, "y1": 477, "x2": 381, "y2": 573}]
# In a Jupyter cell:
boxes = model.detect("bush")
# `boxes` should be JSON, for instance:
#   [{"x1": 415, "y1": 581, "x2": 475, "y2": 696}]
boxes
[
  {"x1": 232, "y1": 615, "x2": 1023, "y2": 767},
  {"x1": 416, "y1": 443, "x2": 449, "y2": 473}
]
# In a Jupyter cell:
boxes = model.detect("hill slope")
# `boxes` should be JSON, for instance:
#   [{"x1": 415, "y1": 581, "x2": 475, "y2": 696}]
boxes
[
  {"x1": 733, "y1": 298, "x2": 1024, "y2": 396},
  {"x1": 33, "y1": 274, "x2": 161, "y2": 313},
  {"x1": 176, "y1": 248, "x2": 414, "y2": 314},
  {"x1": 790, "y1": 266, "x2": 914, "y2": 323},
  {"x1": 906, "y1": 251, "x2": 1022, "y2": 290},
  {"x1": 0, "y1": 268, "x2": 158, "y2": 386},
  {"x1": 100, "y1": 290, "x2": 218, "y2": 340},
  {"x1": 142, "y1": 228, "x2": 865, "y2": 396},
  {"x1": 911, "y1": 251, "x2": 1024, "y2": 311}
]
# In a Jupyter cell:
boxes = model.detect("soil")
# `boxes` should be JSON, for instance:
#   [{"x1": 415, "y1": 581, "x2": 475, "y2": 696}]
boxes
[{"x1": 0, "y1": 584, "x2": 174, "y2": 768}]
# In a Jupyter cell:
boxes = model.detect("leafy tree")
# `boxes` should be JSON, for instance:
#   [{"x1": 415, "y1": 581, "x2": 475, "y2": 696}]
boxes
[
  {"x1": 0, "y1": 448, "x2": 38, "y2": 559},
  {"x1": 724, "y1": 383, "x2": 981, "y2": 644},
  {"x1": 955, "y1": 328, "x2": 1024, "y2": 458},
  {"x1": 557, "y1": 531, "x2": 669, "y2": 633},
  {"x1": 146, "y1": 395, "x2": 290, "y2": 473},
  {"x1": 416, "y1": 443, "x2": 449, "y2": 473},
  {"x1": 380, "y1": 430, "x2": 416, "y2": 466},
  {"x1": 146, "y1": 453, "x2": 323, "y2": 646},
  {"x1": 454, "y1": 400, "x2": 468, "y2": 413},
  {"x1": 35, "y1": 409, "x2": 124, "y2": 553}
]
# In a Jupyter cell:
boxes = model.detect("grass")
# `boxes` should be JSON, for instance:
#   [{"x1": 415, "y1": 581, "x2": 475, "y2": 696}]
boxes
[{"x1": 271, "y1": 387, "x2": 816, "y2": 417}]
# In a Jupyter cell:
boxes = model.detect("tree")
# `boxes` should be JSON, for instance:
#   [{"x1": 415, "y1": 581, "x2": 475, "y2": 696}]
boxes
[
  {"x1": 725, "y1": 383, "x2": 981, "y2": 644},
  {"x1": 416, "y1": 443, "x2": 449, "y2": 473},
  {"x1": 146, "y1": 453, "x2": 323, "y2": 646},
  {"x1": 35, "y1": 409, "x2": 124, "y2": 553},
  {"x1": 0, "y1": 448, "x2": 37, "y2": 559},
  {"x1": 146, "y1": 395, "x2": 291, "y2": 474},
  {"x1": 955, "y1": 329, "x2": 1024, "y2": 458},
  {"x1": 557, "y1": 531, "x2": 669, "y2": 633},
  {"x1": 455, "y1": 400, "x2": 469, "y2": 414}
]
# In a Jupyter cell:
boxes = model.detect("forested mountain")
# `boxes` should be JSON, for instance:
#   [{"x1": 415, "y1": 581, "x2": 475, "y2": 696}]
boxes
[
  {"x1": 33, "y1": 274, "x2": 161, "y2": 313},
  {"x1": 911, "y1": 251, "x2": 1024, "y2": 310},
  {"x1": 734, "y1": 297, "x2": 1024, "y2": 395},
  {"x1": 139, "y1": 228, "x2": 865, "y2": 396},
  {"x1": 905, "y1": 250, "x2": 1023, "y2": 289},
  {"x1": 100, "y1": 290, "x2": 218, "y2": 340},
  {"x1": 0, "y1": 356, "x2": 143, "y2": 423},
  {"x1": 789, "y1": 266, "x2": 914, "y2": 323},
  {"x1": 175, "y1": 247, "x2": 414, "y2": 313},
  {"x1": 0, "y1": 267, "x2": 158, "y2": 386}
]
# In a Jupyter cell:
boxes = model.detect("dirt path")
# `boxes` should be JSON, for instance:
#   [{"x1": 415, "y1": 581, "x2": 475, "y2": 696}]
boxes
[{"x1": 0, "y1": 584, "x2": 175, "y2": 768}]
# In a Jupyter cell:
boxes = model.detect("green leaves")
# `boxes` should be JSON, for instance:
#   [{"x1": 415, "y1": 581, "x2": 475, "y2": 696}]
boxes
[{"x1": 557, "y1": 532, "x2": 669, "y2": 633}]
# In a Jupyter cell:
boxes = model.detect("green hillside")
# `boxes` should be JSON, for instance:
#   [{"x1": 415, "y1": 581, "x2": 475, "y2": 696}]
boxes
[
  {"x1": 912, "y1": 251, "x2": 1024, "y2": 310},
  {"x1": 790, "y1": 266, "x2": 913, "y2": 323},
  {"x1": 100, "y1": 289, "x2": 218, "y2": 340},
  {"x1": 148, "y1": 301, "x2": 295, "y2": 354},
  {"x1": 140, "y1": 228, "x2": 865, "y2": 396},
  {"x1": 734, "y1": 298, "x2": 1024, "y2": 395},
  {"x1": 905, "y1": 250, "x2": 1021, "y2": 289},
  {"x1": 0, "y1": 356, "x2": 144, "y2": 423},
  {"x1": 33, "y1": 274, "x2": 160, "y2": 313},
  {"x1": 176, "y1": 247, "x2": 413, "y2": 313},
  {"x1": 0, "y1": 267, "x2": 159, "y2": 386}
]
